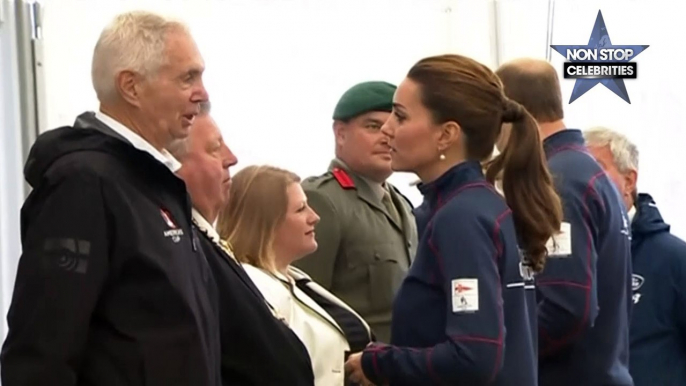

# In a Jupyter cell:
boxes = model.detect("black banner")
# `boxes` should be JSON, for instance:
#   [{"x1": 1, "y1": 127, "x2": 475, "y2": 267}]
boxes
[{"x1": 563, "y1": 62, "x2": 637, "y2": 79}]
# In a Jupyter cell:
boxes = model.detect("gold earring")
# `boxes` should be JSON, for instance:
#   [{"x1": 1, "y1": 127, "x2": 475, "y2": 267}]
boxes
[{"x1": 439, "y1": 153, "x2": 446, "y2": 160}]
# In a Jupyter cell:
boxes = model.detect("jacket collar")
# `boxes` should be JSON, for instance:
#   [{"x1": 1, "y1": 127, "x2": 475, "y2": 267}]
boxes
[
  {"x1": 542, "y1": 129, "x2": 588, "y2": 159},
  {"x1": 75, "y1": 111, "x2": 181, "y2": 172},
  {"x1": 631, "y1": 193, "x2": 670, "y2": 237},
  {"x1": 288, "y1": 266, "x2": 373, "y2": 339},
  {"x1": 417, "y1": 160, "x2": 486, "y2": 207},
  {"x1": 191, "y1": 209, "x2": 238, "y2": 262},
  {"x1": 327, "y1": 158, "x2": 404, "y2": 230},
  {"x1": 192, "y1": 209, "x2": 220, "y2": 243},
  {"x1": 328, "y1": 158, "x2": 384, "y2": 202}
]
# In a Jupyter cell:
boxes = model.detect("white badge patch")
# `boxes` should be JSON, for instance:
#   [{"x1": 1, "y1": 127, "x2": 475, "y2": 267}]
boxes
[
  {"x1": 452, "y1": 279, "x2": 479, "y2": 313},
  {"x1": 546, "y1": 222, "x2": 572, "y2": 257}
]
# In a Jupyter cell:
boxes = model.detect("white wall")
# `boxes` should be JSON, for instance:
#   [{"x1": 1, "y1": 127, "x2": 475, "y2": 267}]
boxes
[
  {"x1": 0, "y1": 0, "x2": 27, "y2": 341},
  {"x1": 38, "y1": 0, "x2": 507, "y2": 207},
  {"x1": 31, "y1": 0, "x2": 686, "y2": 235},
  {"x1": 498, "y1": 0, "x2": 552, "y2": 62}
]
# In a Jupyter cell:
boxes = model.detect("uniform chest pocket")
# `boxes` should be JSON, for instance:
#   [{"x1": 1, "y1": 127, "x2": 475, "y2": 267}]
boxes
[
  {"x1": 347, "y1": 244, "x2": 407, "y2": 313},
  {"x1": 345, "y1": 244, "x2": 401, "y2": 266}
]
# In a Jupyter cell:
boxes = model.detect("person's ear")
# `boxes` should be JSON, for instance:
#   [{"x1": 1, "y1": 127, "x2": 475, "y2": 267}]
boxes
[
  {"x1": 333, "y1": 120, "x2": 348, "y2": 147},
  {"x1": 436, "y1": 121, "x2": 461, "y2": 153},
  {"x1": 117, "y1": 70, "x2": 144, "y2": 107},
  {"x1": 624, "y1": 169, "x2": 638, "y2": 198}
]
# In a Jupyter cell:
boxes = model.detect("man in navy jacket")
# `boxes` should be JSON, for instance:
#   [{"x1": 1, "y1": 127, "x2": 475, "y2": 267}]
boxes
[
  {"x1": 497, "y1": 59, "x2": 633, "y2": 386},
  {"x1": 585, "y1": 127, "x2": 686, "y2": 386}
]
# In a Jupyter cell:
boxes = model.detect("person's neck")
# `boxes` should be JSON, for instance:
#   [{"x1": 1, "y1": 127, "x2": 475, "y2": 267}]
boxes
[
  {"x1": 626, "y1": 197, "x2": 636, "y2": 213},
  {"x1": 196, "y1": 204, "x2": 218, "y2": 226},
  {"x1": 417, "y1": 156, "x2": 465, "y2": 184},
  {"x1": 274, "y1": 258, "x2": 290, "y2": 277},
  {"x1": 100, "y1": 104, "x2": 166, "y2": 151},
  {"x1": 538, "y1": 120, "x2": 567, "y2": 141}
]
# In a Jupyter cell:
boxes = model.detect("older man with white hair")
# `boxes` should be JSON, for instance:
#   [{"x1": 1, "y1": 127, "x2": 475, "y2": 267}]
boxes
[
  {"x1": 1, "y1": 10, "x2": 220, "y2": 386},
  {"x1": 584, "y1": 126, "x2": 686, "y2": 386}
]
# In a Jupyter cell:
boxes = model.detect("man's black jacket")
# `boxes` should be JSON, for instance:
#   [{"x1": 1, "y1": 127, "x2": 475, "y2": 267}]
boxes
[
  {"x1": 194, "y1": 221, "x2": 315, "y2": 386},
  {"x1": 1, "y1": 112, "x2": 222, "y2": 386}
]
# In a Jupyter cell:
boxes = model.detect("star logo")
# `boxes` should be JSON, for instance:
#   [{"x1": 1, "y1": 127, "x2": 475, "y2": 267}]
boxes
[{"x1": 550, "y1": 10, "x2": 649, "y2": 104}]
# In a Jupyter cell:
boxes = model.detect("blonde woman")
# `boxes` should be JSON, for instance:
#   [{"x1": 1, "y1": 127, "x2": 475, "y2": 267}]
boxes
[{"x1": 217, "y1": 165, "x2": 374, "y2": 386}]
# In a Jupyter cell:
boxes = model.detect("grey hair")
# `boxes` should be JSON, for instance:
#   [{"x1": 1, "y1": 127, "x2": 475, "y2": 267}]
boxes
[
  {"x1": 167, "y1": 101, "x2": 212, "y2": 160},
  {"x1": 583, "y1": 126, "x2": 639, "y2": 173},
  {"x1": 91, "y1": 10, "x2": 190, "y2": 102}
]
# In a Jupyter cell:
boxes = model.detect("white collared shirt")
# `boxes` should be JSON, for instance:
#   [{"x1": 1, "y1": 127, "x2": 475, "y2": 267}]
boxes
[
  {"x1": 191, "y1": 209, "x2": 238, "y2": 263},
  {"x1": 94, "y1": 111, "x2": 182, "y2": 172}
]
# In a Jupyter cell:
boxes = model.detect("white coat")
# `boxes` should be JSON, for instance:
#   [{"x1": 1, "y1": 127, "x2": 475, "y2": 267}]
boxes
[{"x1": 243, "y1": 264, "x2": 372, "y2": 386}]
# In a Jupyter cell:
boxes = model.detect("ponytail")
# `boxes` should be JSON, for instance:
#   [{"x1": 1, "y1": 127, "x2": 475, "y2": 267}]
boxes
[{"x1": 485, "y1": 99, "x2": 563, "y2": 273}]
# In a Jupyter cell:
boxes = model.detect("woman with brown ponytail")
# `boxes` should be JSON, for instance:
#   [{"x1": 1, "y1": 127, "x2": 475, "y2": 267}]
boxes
[{"x1": 344, "y1": 54, "x2": 563, "y2": 386}]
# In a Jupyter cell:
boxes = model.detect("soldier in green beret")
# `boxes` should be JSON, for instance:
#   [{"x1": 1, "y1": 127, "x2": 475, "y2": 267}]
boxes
[{"x1": 293, "y1": 81, "x2": 418, "y2": 343}]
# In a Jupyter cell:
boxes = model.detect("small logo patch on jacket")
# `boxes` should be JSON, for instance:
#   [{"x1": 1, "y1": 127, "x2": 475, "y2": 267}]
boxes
[
  {"x1": 161, "y1": 208, "x2": 184, "y2": 243},
  {"x1": 632, "y1": 274, "x2": 644, "y2": 304},
  {"x1": 546, "y1": 221, "x2": 572, "y2": 257},
  {"x1": 452, "y1": 278, "x2": 479, "y2": 313}
]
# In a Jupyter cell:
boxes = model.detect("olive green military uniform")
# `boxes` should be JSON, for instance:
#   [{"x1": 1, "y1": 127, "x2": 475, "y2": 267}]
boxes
[
  {"x1": 294, "y1": 80, "x2": 418, "y2": 342},
  {"x1": 295, "y1": 159, "x2": 418, "y2": 342}
]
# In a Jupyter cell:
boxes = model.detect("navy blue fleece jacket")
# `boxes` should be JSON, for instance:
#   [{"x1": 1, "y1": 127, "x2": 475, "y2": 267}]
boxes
[
  {"x1": 360, "y1": 160, "x2": 538, "y2": 385},
  {"x1": 628, "y1": 193, "x2": 686, "y2": 386},
  {"x1": 537, "y1": 129, "x2": 633, "y2": 386}
]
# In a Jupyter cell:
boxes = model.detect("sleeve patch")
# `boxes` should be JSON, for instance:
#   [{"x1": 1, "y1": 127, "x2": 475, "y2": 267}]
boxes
[
  {"x1": 452, "y1": 278, "x2": 479, "y2": 313},
  {"x1": 546, "y1": 221, "x2": 572, "y2": 257}
]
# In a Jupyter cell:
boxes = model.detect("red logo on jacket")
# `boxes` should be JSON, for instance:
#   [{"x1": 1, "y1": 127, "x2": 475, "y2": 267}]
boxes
[
  {"x1": 454, "y1": 283, "x2": 472, "y2": 294},
  {"x1": 160, "y1": 209, "x2": 177, "y2": 229},
  {"x1": 160, "y1": 208, "x2": 184, "y2": 243}
]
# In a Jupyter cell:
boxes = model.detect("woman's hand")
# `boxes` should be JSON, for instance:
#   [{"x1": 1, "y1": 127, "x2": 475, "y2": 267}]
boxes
[{"x1": 344, "y1": 352, "x2": 375, "y2": 386}]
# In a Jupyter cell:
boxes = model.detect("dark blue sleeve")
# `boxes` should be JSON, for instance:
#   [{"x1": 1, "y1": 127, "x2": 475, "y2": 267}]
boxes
[
  {"x1": 360, "y1": 203, "x2": 505, "y2": 385},
  {"x1": 536, "y1": 175, "x2": 603, "y2": 356},
  {"x1": 673, "y1": 245, "x2": 686, "y2": 346}
]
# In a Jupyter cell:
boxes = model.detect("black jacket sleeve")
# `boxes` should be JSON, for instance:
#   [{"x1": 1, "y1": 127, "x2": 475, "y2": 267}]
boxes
[
  {"x1": 360, "y1": 204, "x2": 505, "y2": 385},
  {"x1": 1, "y1": 171, "x2": 111, "y2": 385},
  {"x1": 536, "y1": 179, "x2": 602, "y2": 356},
  {"x1": 674, "y1": 245, "x2": 686, "y2": 347}
]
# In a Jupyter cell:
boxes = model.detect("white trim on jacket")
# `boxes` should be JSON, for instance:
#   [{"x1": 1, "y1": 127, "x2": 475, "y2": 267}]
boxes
[
  {"x1": 287, "y1": 266, "x2": 373, "y2": 340},
  {"x1": 242, "y1": 264, "x2": 371, "y2": 386}
]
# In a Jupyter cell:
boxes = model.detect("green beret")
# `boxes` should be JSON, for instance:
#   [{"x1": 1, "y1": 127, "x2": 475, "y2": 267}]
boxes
[{"x1": 332, "y1": 81, "x2": 397, "y2": 121}]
